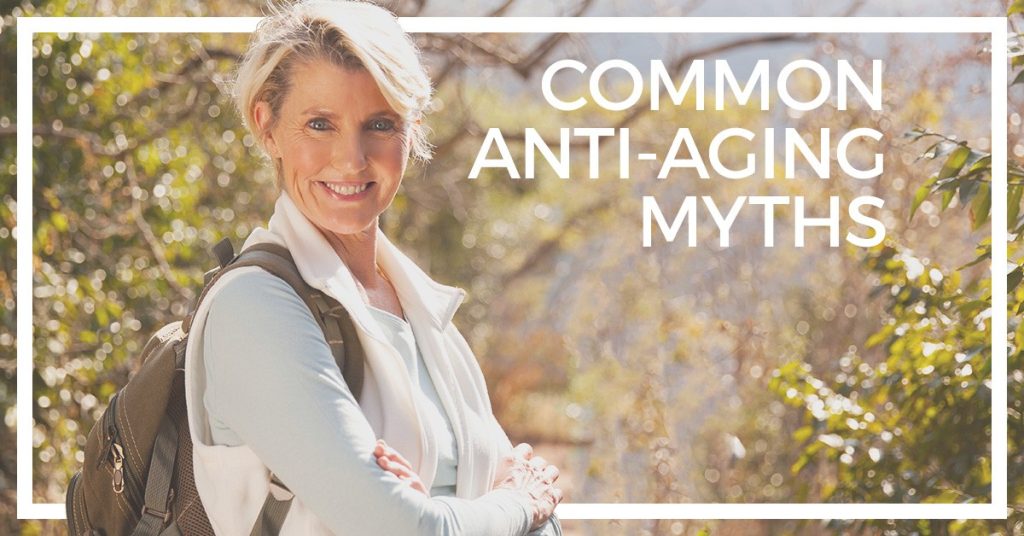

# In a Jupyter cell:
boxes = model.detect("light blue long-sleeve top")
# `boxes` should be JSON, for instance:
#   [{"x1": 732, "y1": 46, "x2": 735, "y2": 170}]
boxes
[{"x1": 201, "y1": 269, "x2": 562, "y2": 535}]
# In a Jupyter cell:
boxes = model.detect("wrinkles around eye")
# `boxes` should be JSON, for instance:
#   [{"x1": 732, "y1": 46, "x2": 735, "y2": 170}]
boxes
[{"x1": 308, "y1": 118, "x2": 332, "y2": 131}]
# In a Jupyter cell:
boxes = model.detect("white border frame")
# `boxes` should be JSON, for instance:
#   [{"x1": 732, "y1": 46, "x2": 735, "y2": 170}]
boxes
[{"x1": 15, "y1": 16, "x2": 1008, "y2": 522}]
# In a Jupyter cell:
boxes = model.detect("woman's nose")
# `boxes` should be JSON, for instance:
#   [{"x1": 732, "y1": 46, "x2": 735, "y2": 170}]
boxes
[{"x1": 331, "y1": 133, "x2": 368, "y2": 177}]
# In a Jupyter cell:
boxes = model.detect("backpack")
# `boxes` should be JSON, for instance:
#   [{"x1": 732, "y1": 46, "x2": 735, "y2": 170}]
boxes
[{"x1": 65, "y1": 238, "x2": 367, "y2": 536}]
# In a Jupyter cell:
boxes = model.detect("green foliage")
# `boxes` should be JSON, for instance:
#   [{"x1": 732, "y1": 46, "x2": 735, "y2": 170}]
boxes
[
  {"x1": 2, "y1": 5, "x2": 276, "y2": 514},
  {"x1": 770, "y1": 131, "x2": 1024, "y2": 533},
  {"x1": 4, "y1": 2, "x2": 1020, "y2": 535}
]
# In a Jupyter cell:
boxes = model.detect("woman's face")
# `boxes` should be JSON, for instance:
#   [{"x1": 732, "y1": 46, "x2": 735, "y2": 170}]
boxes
[{"x1": 254, "y1": 59, "x2": 409, "y2": 238}]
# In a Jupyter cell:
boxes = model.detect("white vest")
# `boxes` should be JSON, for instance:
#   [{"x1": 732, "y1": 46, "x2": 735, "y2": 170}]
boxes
[{"x1": 183, "y1": 192, "x2": 513, "y2": 534}]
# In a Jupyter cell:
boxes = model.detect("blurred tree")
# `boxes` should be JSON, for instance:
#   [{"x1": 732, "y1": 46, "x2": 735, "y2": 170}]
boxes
[
  {"x1": 1, "y1": 0, "x2": 1009, "y2": 535},
  {"x1": 770, "y1": 9, "x2": 1024, "y2": 529}
]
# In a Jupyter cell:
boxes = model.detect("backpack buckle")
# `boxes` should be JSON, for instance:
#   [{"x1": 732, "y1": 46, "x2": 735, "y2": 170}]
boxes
[
  {"x1": 140, "y1": 504, "x2": 172, "y2": 523},
  {"x1": 212, "y1": 237, "x2": 236, "y2": 268},
  {"x1": 140, "y1": 487, "x2": 174, "y2": 523}
]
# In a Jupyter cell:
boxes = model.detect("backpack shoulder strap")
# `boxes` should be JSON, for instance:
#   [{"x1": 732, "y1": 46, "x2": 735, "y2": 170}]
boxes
[
  {"x1": 183, "y1": 238, "x2": 365, "y2": 402},
  {"x1": 170, "y1": 238, "x2": 368, "y2": 536}
]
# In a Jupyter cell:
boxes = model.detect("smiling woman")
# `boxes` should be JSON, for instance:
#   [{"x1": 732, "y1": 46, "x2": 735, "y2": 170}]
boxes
[
  {"x1": 252, "y1": 62, "x2": 410, "y2": 256},
  {"x1": 189, "y1": 1, "x2": 565, "y2": 534},
  {"x1": 62, "y1": 1, "x2": 564, "y2": 535}
]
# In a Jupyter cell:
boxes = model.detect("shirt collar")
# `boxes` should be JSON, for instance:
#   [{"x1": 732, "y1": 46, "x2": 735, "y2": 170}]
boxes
[{"x1": 248, "y1": 191, "x2": 465, "y2": 330}]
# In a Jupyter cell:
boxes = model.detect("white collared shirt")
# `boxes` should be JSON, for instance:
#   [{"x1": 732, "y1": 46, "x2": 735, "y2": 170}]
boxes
[
  {"x1": 365, "y1": 304, "x2": 460, "y2": 495},
  {"x1": 199, "y1": 269, "x2": 534, "y2": 535},
  {"x1": 184, "y1": 192, "x2": 561, "y2": 534}
]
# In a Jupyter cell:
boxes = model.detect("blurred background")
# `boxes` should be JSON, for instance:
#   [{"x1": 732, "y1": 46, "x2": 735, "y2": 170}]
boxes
[{"x1": 1, "y1": 0, "x2": 1021, "y2": 534}]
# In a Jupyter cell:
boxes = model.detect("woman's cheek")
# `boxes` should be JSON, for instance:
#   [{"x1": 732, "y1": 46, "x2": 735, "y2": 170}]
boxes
[
  {"x1": 295, "y1": 139, "x2": 333, "y2": 172},
  {"x1": 369, "y1": 138, "x2": 408, "y2": 180}
]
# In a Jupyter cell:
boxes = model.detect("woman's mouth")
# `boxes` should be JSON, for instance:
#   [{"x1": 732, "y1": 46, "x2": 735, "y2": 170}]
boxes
[{"x1": 319, "y1": 181, "x2": 374, "y2": 200}]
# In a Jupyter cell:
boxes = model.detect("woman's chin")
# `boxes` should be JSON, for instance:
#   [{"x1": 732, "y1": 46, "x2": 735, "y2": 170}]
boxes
[{"x1": 316, "y1": 215, "x2": 378, "y2": 238}]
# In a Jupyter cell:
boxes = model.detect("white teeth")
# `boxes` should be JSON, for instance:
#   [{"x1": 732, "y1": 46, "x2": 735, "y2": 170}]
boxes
[{"x1": 323, "y1": 182, "x2": 369, "y2": 196}]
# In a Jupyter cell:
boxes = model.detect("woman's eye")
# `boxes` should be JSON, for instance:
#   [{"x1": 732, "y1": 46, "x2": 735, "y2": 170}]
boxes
[
  {"x1": 368, "y1": 118, "x2": 396, "y2": 132},
  {"x1": 308, "y1": 118, "x2": 331, "y2": 131}
]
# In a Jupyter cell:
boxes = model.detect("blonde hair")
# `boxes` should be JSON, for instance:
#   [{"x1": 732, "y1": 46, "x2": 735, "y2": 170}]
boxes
[{"x1": 231, "y1": 0, "x2": 433, "y2": 183}]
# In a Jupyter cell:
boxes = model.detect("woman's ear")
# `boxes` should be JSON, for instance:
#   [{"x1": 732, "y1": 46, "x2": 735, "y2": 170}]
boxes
[{"x1": 253, "y1": 101, "x2": 281, "y2": 159}]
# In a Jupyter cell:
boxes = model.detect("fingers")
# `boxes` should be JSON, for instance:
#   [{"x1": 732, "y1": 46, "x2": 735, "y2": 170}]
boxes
[
  {"x1": 378, "y1": 457, "x2": 428, "y2": 496},
  {"x1": 495, "y1": 444, "x2": 534, "y2": 488},
  {"x1": 378, "y1": 458, "x2": 414, "y2": 482},
  {"x1": 529, "y1": 484, "x2": 563, "y2": 531},
  {"x1": 513, "y1": 442, "x2": 533, "y2": 460},
  {"x1": 539, "y1": 464, "x2": 559, "y2": 484},
  {"x1": 377, "y1": 455, "x2": 413, "y2": 478},
  {"x1": 541, "y1": 484, "x2": 563, "y2": 511},
  {"x1": 374, "y1": 441, "x2": 429, "y2": 497},
  {"x1": 375, "y1": 439, "x2": 414, "y2": 470},
  {"x1": 492, "y1": 443, "x2": 565, "y2": 513},
  {"x1": 551, "y1": 487, "x2": 564, "y2": 507}
]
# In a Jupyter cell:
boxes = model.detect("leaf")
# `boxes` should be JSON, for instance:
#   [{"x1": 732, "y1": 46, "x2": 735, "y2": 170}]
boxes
[
  {"x1": 1013, "y1": 69, "x2": 1024, "y2": 86},
  {"x1": 938, "y1": 146, "x2": 970, "y2": 180},
  {"x1": 956, "y1": 300, "x2": 990, "y2": 315},
  {"x1": 791, "y1": 453, "x2": 811, "y2": 474},
  {"x1": 96, "y1": 307, "x2": 109, "y2": 326},
  {"x1": 970, "y1": 181, "x2": 991, "y2": 230},
  {"x1": 962, "y1": 150, "x2": 987, "y2": 172},
  {"x1": 958, "y1": 178, "x2": 980, "y2": 206},
  {"x1": 902, "y1": 128, "x2": 929, "y2": 142},
  {"x1": 909, "y1": 175, "x2": 939, "y2": 221},
  {"x1": 1009, "y1": 265, "x2": 1023, "y2": 293},
  {"x1": 910, "y1": 184, "x2": 931, "y2": 222},
  {"x1": 1009, "y1": 184, "x2": 1023, "y2": 230},
  {"x1": 965, "y1": 154, "x2": 991, "y2": 174},
  {"x1": 918, "y1": 140, "x2": 959, "y2": 162},
  {"x1": 936, "y1": 176, "x2": 962, "y2": 192},
  {"x1": 957, "y1": 247, "x2": 991, "y2": 270},
  {"x1": 923, "y1": 489, "x2": 966, "y2": 503},
  {"x1": 865, "y1": 324, "x2": 894, "y2": 348},
  {"x1": 78, "y1": 330, "x2": 97, "y2": 344},
  {"x1": 941, "y1": 189, "x2": 955, "y2": 211},
  {"x1": 50, "y1": 212, "x2": 68, "y2": 233},
  {"x1": 1011, "y1": 0, "x2": 1024, "y2": 15}
]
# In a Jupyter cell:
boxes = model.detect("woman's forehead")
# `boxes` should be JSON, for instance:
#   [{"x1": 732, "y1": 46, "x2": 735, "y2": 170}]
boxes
[{"x1": 285, "y1": 60, "x2": 393, "y2": 113}]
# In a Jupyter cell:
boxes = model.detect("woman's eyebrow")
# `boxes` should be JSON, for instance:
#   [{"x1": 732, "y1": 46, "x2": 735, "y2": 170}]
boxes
[
  {"x1": 300, "y1": 107, "x2": 400, "y2": 120},
  {"x1": 368, "y1": 109, "x2": 401, "y2": 119},
  {"x1": 301, "y1": 106, "x2": 338, "y2": 117}
]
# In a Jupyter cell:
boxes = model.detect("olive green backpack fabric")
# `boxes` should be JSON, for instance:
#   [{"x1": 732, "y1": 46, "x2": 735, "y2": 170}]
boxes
[{"x1": 66, "y1": 239, "x2": 366, "y2": 536}]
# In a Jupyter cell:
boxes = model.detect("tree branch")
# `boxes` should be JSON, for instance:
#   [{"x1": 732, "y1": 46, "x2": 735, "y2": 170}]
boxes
[
  {"x1": 116, "y1": 46, "x2": 237, "y2": 115},
  {"x1": 0, "y1": 124, "x2": 113, "y2": 156},
  {"x1": 123, "y1": 155, "x2": 194, "y2": 301},
  {"x1": 500, "y1": 196, "x2": 614, "y2": 286},
  {"x1": 497, "y1": 33, "x2": 815, "y2": 148}
]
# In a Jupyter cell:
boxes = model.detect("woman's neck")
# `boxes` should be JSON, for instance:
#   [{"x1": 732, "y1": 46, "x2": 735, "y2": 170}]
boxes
[
  {"x1": 320, "y1": 224, "x2": 378, "y2": 289},
  {"x1": 316, "y1": 219, "x2": 404, "y2": 317}
]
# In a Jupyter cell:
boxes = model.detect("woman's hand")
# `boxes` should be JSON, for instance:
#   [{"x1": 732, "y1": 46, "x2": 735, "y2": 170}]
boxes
[
  {"x1": 374, "y1": 439, "x2": 429, "y2": 497},
  {"x1": 493, "y1": 443, "x2": 563, "y2": 532}
]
